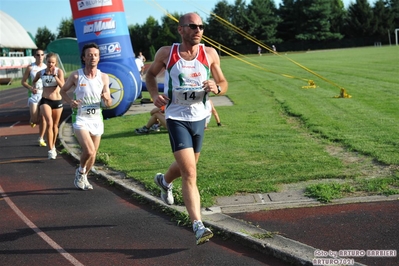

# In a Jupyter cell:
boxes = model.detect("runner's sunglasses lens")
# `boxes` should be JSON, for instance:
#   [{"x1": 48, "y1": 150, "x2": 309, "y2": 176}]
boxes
[{"x1": 182, "y1": 24, "x2": 204, "y2": 30}]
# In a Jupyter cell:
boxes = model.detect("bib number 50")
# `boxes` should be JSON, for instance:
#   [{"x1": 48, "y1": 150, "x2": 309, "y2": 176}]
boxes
[{"x1": 86, "y1": 108, "x2": 96, "y2": 115}]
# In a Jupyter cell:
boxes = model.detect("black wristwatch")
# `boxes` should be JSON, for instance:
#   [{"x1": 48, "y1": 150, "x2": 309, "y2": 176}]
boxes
[{"x1": 216, "y1": 85, "x2": 222, "y2": 95}]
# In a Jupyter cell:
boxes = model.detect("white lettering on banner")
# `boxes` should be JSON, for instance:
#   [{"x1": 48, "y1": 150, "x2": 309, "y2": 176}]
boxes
[
  {"x1": 77, "y1": 0, "x2": 112, "y2": 11},
  {"x1": 83, "y1": 19, "x2": 116, "y2": 35},
  {"x1": 99, "y1": 42, "x2": 121, "y2": 56}
]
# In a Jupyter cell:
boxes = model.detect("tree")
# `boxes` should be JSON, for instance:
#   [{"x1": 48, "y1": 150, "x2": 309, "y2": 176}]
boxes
[
  {"x1": 57, "y1": 17, "x2": 76, "y2": 38},
  {"x1": 143, "y1": 13, "x2": 181, "y2": 60},
  {"x1": 230, "y1": 0, "x2": 249, "y2": 47},
  {"x1": 277, "y1": 0, "x2": 297, "y2": 42},
  {"x1": 386, "y1": 0, "x2": 399, "y2": 33},
  {"x1": 45, "y1": 0, "x2": 397, "y2": 55},
  {"x1": 345, "y1": 0, "x2": 375, "y2": 38},
  {"x1": 129, "y1": 24, "x2": 142, "y2": 54},
  {"x1": 35, "y1": 27, "x2": 56, "y2": 51},
  {"x1": 372, "y1": 0, "x2": 393, "y2": 42},
  {"x1": 129, "y1": 16, "x2": 161, "y2": 61},
  {"x1": 157, "y1": 13, "x2": 181, "y2": 47},
  {"x1": 206, "y1": 0, "x2": 236, "y2": 49},
  {"x1": 245, "y1": 0, "x2": 281, "y2": 45},
  {"x1": 330, "y1": 0, "x2": 346, "y2": 35},
  {"x1": 295, "y1": 0, "x2": 342, "y2": 41}
]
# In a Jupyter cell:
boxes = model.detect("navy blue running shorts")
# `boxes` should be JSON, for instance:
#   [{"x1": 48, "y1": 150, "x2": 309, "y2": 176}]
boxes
[{"x1": 166, "y1": 118, "x2": 206, "y2": 153}]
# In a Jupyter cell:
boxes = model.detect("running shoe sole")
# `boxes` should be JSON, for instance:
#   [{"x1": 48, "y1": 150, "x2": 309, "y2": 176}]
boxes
[{"x1": 196, "y1": 228, "x2": 214, "y2": 245}]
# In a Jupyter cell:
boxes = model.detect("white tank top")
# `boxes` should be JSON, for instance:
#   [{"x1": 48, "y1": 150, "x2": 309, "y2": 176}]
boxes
[
  {"x1": 30, "y1": 63, "x2": 46, "y2": 89},
  {"x1": 163, "y1": 43, "x2": 210, "y2": 121},
  {"x1": 72, "y1": 69, "x2": 104, "y2": 122}
]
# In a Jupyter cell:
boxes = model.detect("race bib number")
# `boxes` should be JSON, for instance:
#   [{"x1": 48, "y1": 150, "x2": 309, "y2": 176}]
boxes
[
  {"x1": 173, "y1": 86, "x2": 206, "y2": 106},
  {"x1": 80, "y1": 103, "x2": 101, "y2": 118}
]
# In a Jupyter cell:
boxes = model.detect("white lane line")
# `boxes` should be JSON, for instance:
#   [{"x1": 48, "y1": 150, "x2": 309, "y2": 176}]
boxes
[
  {"x1": 10, "y1": 121, "x2": 21, "y2": 127},
  {"x1": 0, "y1": 185, "x2": 84, "y2": 266}
]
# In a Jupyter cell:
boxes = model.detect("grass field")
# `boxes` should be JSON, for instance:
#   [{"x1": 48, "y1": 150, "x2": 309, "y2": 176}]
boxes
[
  {"x1": 97, "y1": 46, "x2": 399, "y2": 205},
  {"x1": 4, "y1": 46, "x2": 396, "y2": 204}
]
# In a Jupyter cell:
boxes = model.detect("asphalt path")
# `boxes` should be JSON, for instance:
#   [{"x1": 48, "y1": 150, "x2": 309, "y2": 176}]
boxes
[
  {"x1": 231, "y1": 201, "x2": 399, "y2": 266},
  {"x1": 0, "y1": 87, "x2": 289, "y2": 266}
]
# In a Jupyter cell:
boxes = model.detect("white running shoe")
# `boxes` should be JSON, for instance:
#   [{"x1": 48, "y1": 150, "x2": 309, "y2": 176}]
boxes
[
  {"x1": 52, "y1": 148, "x2": 57, "y2": 159},
  {"x1": 193, "y1": 220, "x2": 213, "y2": 245},
  {"x1": 47, "y1": 149, "x2": 56, "y2": 160},
  {"x1": 154, "y1": 173, "x2": 174, "y2": 205},
  {"x1": 83, "y1": 174, "x2": 93, "y2": 190},
  {"x1": 74, "y1": 169, "x2": 87, "y2": 190}
]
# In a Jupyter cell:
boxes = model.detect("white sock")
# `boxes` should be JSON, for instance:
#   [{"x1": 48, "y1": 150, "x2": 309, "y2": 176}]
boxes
[
  {"x1": 79, "y1": 166, "x2": 86, "y2": 174},
  {"x1": 162, "y1": 177, "x2": 171, "y2": 188}
]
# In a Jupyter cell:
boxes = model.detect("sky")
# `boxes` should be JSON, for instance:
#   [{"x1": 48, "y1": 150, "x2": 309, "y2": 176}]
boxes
[{"x1": 1, "y1": 0, "x2": 377, "y2": 36}]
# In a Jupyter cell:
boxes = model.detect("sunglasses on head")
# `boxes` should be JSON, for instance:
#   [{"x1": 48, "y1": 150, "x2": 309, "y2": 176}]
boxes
[
  {"x1": 181, "y1": 24, "x2": 204, "y2": 30},
  {"x1": 36, "y1": 54, "x2": 44, "y2": 56}
]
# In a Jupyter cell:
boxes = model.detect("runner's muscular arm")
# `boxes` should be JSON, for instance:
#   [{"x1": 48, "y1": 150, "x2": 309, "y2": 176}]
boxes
[
  {"x1": 21, "y1": 66, "x2": 33, "y2": 90},
  {"x1": 53, "y1": 69, "x2": 65, "y2": 88},
  {"x1": 101, "y1": 73, "x2": 112, "y2": 108},
  {"x1": 60, "y1": 71, "x2": 79, "y2": 107},
  {"x1": 145, "y1": 46, "x2": 170, "y2": 108},
  {"x1": 31, "y1": 71, "x2": 41, "y2": 90},
  {"x1": 205, "y1": 47, "x2": 228, "y2": 95}
]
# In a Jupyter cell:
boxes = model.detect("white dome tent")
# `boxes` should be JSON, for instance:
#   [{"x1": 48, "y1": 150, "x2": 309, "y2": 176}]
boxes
[
  {"x1": 0, "y1": 10, "x2": 37, "y2": 81},
  {"x1": 0, "y1": 10, "x2": 37, "y2": 49}
]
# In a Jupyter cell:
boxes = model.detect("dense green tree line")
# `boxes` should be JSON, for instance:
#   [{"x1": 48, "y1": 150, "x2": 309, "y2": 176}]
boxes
[{"x1": 35, "y1": 0, "x2": 399, "y2": 60}]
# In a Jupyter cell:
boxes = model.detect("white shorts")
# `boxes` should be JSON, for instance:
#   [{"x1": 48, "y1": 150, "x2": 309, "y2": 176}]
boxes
[
  {"x1": 73, "y1": 120, "x2": 104, "y2": 136},
  {"x1": 28, "y1": 92, "x2": 43, "y2": 105}
]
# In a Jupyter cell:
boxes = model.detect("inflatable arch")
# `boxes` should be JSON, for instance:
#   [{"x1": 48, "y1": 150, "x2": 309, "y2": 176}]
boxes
[{"x1": 69, "y1": 0, "x2": 141, "y2": 119}]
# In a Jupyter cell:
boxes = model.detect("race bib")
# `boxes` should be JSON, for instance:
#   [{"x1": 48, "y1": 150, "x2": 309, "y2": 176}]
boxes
[
  {"x1": 172, "y1": 86, "x2": 206, "y2": 106},
  {"x1": 80, "y1": 103, "x2": 101, "y2": 118}
]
